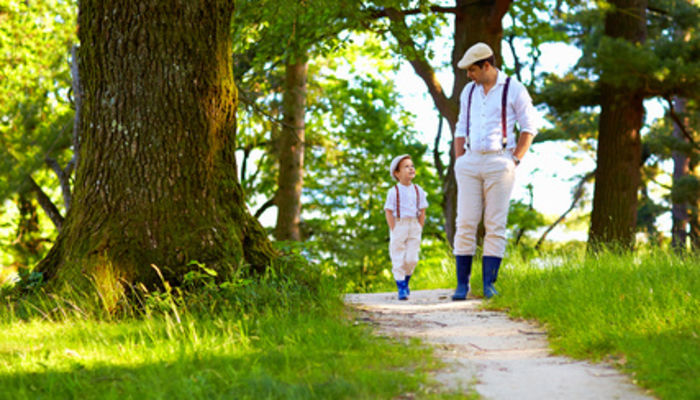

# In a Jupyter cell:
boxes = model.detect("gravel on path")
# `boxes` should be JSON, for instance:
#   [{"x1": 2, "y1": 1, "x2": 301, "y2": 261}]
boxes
[{"x1": 345, "y1": 289, "x2": 656, "y2": 400}]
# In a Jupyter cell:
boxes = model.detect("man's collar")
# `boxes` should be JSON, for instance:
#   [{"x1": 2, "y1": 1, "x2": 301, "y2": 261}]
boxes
[{"x1": 496, "y1": 70, "x2": 508, "y2": 85}]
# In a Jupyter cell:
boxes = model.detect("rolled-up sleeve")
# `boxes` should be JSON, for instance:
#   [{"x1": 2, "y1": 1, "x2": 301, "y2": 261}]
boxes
[
  {"x1": 513, "y1": 83, "x2": 538, "y2": 137},
  {"x1": 454, "y1": 83, "x2": 473, "y2": 138},
  {"x1": 384, "y1": 188, "x2": 396, "y2": 213}
]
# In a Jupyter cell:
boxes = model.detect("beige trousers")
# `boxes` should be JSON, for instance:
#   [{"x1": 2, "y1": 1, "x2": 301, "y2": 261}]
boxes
[
  {"x1": 389, "y1": 218, "x2": 422, "y2": 280},
  {"x1": 454, "y1": 150, "x2": 516, "y2": 257}
]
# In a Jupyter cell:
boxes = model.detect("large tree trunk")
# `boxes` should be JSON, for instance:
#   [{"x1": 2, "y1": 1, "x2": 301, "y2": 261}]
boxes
[
  {"x1": 588, "y1": 0, "x2": 647, "y2": 250},
  {"x1": 671, "y1": 97, "x2": 690, "y2": 251},
  {"x1": 275, "y1": 60, "x2": 307, "y2": 241},
  {"x1": 37, "y1": 0, "x2": 275, "y2": 295},
  {"x1": 386, "y1": 0, "x2": 511, "y2": 247}
]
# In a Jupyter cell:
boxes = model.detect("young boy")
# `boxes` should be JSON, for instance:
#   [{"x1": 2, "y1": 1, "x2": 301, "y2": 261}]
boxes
[{"x1": 384, "y1": 154, "x2": 428, "y2": 300}]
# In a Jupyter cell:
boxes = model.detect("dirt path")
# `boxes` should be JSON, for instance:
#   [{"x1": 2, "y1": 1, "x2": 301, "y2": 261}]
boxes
[{"x1": 345, "y1": 289, "x2": 655, "y2": 400}]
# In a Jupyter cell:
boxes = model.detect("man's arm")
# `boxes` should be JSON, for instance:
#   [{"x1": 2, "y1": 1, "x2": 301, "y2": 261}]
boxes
[
  {"x1": 513, "y1": 131, "x2": 535, "y2": 162},
  {"x1": 454, "y1": 137, "x2": 466, "y2": 158}
]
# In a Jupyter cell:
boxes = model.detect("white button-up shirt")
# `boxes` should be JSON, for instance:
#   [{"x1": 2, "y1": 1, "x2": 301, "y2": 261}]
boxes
[
  {"x1": 455, "y1": 71, "x2": 538, "y2": 152},
  {"x1": 384, "y1": 183, "x2": 428, "y2": 219}
]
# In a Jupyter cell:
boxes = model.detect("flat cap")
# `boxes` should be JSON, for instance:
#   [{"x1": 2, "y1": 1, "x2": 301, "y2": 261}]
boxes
[{"x1": 457, "y1": 42, "x2": 494, "y2": 69}]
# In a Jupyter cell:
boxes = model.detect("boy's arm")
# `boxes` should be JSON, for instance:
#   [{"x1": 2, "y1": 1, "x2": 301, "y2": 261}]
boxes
[
  {"x1": 418, "y1": 208, "x2": 426, "y2": 227},
  {"x1": 385, "y1": 209, "x2": 396, "y2": 231}
]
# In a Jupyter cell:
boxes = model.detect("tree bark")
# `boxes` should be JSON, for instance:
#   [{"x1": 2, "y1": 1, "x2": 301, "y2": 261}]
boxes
[
  {"x1": 13, "y1": 190, "x2": 44, "y2": 266},
  {"x1": 36, "y1": 0, "x2": 275, "y2": 295},
  {"x1": 588, "y1": 0, "x2": 647, "y2": 250},
  {"x1": 387, "y1": 0, "x2": 511, "y2": 247},
  {"x1": 275, "y1": 59, "x2": 307, "y2": 241},
  {"x1": 671, "y1": 97, "x2": 689, "y2": 251},
  {"x1": 690, "y1": 161, "x2": 700, "y2": 250}
]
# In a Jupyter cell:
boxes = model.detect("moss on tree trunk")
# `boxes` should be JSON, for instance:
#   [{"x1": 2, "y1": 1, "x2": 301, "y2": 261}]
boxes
[{"x1": 37, "y1": 0, "x2": 275, "y2": 296}]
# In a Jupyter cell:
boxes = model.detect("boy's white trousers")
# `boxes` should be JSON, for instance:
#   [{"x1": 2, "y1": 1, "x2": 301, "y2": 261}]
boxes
[
  {"x1": 453, "y1": 150, "x2": 516, "y2": 257},
  {"x1": 390, "y1": 218, "x2": 422, "y2": 281}
]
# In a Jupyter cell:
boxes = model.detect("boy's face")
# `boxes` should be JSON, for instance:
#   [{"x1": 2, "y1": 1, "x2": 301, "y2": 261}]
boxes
[{"x1": 394, "y1": 158, "x2": 416, "y2": 182}]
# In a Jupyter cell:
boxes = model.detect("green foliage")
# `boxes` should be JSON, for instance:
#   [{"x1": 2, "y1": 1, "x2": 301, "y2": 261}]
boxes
[
  {"x1": 508, "y1": 199, "x2": 547, "y2": 237},
  {"x1": 671, "y1": 175, "x2": 700, "y2": 205},
  {"x1": 489, "y1": 249, "x2": 700, "y2": 400},
  {"x1": 303, "y1": 68, "x2": 443, "y2": 292},
  {"x1": 363, "y1": 0, "x2": 449, "y2": 65},
  {"x1": 0, "y1": 257, "x2": 457, "y2": 399},
  {"x1": 232, "y1": 25, "x2": 443, "y2": 292},
  {"x1": 0, "y1": 0, "x2": 76, "y2": 201},
  {"x1": 504, "y1": 0, "x2": 573, "y2": 86},
  {"x1": 233, "y1": 0, "x2": 365, "y2": 64}
]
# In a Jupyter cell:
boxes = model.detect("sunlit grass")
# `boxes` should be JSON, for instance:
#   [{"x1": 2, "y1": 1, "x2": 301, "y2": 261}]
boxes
[
  {"x1": 489, "y1": 248, "x2": 700, "y2": 400},
  {"x1": 0, "y1": 259, "x2": 463, "y2": 399}
]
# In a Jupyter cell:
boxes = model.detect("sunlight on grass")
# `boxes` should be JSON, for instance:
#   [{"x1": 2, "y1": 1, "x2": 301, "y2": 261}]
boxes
[
  {"x1": 490, "y1": 249, "x2": 700, "y2": 400},
  {"x1": 0, "y1": 258, "x2": 458, "y2": 399}
]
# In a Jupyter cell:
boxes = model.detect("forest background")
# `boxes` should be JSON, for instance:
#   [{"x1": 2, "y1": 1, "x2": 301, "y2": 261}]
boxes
[
  {"x1": 0, "y1": 1, "x2": 698, "y2": 399},
  {"x1": 1, "y1": 0, "x2": 699, "y2": 290}
]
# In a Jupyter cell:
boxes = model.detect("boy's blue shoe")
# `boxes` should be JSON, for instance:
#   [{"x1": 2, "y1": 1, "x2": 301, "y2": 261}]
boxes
[
  {"x1": 452, "y1": 255, "x2": 472, "y2": 301},
  {"x1": 405, "y1": 275, "x2": 411, "y2": 295},
  {"x1": 482, "y1": 256, "x2": 502, "y2": 299},
  {"x1": 396, "y1": 280, "x2": 409, "y2": 300}
]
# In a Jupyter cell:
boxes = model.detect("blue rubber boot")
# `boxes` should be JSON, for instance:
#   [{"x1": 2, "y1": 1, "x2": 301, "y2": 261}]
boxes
[
  {"x1": 482, "y1": 256, "x2": 502, "y2": 299},
  {"x1": 451, "y1": 255, "x2": 472, "y2": 301},
  {"x1": 405, "y1": 275, "x2": 411, "y2": 295},
  {"x1": 396, "y1": 280, "x2": 409, "y2": 300}
]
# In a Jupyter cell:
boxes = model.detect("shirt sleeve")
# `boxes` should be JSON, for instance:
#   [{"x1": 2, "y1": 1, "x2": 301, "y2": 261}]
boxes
[
  {"x1": 512, "y1": 81, "x2": 538, "y2": 137},
  {"x1": 418, "y1": 185, "x2": 428, "y2": 210},
  {"x1": 384, "y1": 187, "x2": 396, "y2": 212},
  {"x1": 454, "y1": 83, "x2": 473, "y2": 138}
]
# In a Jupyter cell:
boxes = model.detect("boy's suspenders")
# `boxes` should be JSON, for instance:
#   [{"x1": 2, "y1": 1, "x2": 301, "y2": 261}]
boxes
[
  {"x1": 395, "y1": 184, "x2": 420, "y2": 219},
  {"x1": 466, "y1": 76, "x2": 511, "y2": 149}
]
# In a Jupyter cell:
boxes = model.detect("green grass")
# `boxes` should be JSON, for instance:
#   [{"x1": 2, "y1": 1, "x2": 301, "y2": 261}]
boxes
[
  {"x1": 487, "y1": 248, "x2": 700, "y2": 400},
  {"x1": 0, "y1": 259, "x2": 464, "y2": 400}
]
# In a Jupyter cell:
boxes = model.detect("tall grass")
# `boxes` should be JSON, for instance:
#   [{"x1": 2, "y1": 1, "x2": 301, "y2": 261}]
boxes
[
  {"x1": 0, "y1": 257, "x2": 462, "y2": 399},
  {"x1": 489, "y1": 248, "x2": 700, "y2": 400},
  {"x1": 408, "y1": 242, "x2": 698, "y2": 399}
]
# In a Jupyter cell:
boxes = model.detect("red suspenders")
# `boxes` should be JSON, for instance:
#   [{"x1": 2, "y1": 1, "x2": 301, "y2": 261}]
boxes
[
  {"x1": 466, "y1": 76, "x2": 511, "y2": 149},
  {"x1": 395, "y1": 184, "x2": 420, "y2": 219}
]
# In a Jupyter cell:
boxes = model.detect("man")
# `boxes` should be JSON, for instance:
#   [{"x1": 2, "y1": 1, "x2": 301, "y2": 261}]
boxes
[{"x1": 451, "y1": 42, "x2": 538, "y2": 300}]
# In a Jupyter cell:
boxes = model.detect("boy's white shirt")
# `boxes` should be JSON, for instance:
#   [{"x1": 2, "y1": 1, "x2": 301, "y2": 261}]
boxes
[{"x1": 384, "y1": 182, "x2": 428, "y2": 218}]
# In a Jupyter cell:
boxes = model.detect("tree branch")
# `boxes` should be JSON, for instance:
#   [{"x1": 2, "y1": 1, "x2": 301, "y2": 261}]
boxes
[
  {"x1": 535, "y1": 171, "x2": 595, "y2": 250},
  {"x1": 506, "y1": 30, "x2": 523, "y2": 82},
  {"x1": 384, "y1": 7, "x2": 458, "y2": 126},
  {"x1": 433, "y1": 114, "x2": 445, "y2": 182},
  {"x1": 45, "y1": 157, "x2": 73, "y2": 211},
  {"x1": 664, "y1": 95, "x2": 700, "y2": 150},
  {"x1": 254, "y1": 197, "x2": 276, "y2": 219},
  {"x1": 368, "y1": 5, "x2": 458, "y2": 19},
  {"x1": 26, "y1": 177, "x2": 63, "y2": 230}
]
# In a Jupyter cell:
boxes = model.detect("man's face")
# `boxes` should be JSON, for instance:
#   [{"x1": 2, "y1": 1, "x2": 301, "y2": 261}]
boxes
[{"x1": 466, "y1": 63, "x2": 486, "y2": 84}]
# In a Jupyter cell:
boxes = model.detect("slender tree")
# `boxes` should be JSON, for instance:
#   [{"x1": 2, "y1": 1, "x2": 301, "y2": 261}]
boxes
[
  {"x1": 36, "y1": 0, "x2": 275, "y2": 294},
  {"x1": 670, "y1": 97, "x2": 690, "y2": 250},
  {"x1": 233, "y1": 0, "x2": 364, "y2": 241}
]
